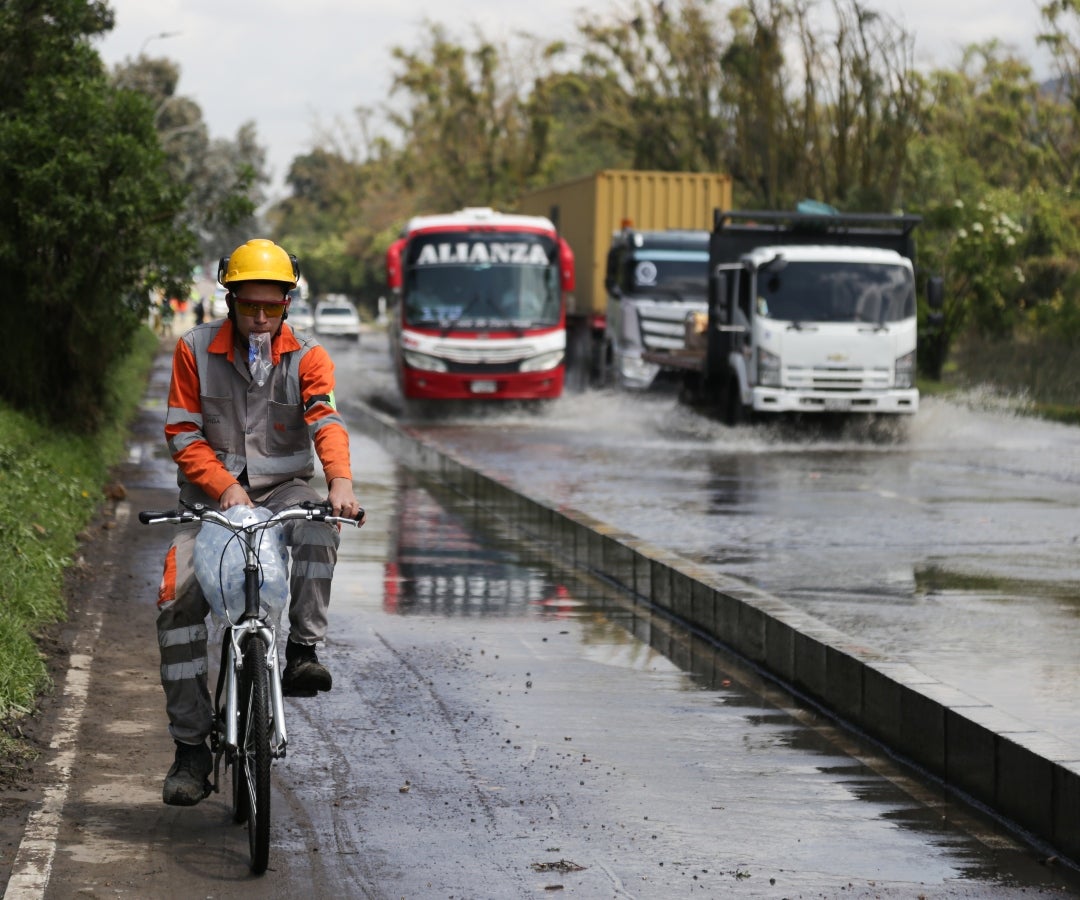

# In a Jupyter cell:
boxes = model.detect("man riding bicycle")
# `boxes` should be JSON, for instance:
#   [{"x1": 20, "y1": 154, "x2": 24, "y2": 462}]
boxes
[{"x1": 155, "y1": 239, "x2": 364, "y2": 806}]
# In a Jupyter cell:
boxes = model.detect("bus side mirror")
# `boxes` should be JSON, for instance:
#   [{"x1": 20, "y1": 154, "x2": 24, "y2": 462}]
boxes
[
  {"x1": 386, "y1": 239, "x2": 405, "y2": 290},
  {"x1": 558, "y1": 238, "x2": 575, "y2": 292}
]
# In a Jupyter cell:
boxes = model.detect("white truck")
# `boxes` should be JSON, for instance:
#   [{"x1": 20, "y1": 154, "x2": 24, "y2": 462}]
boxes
[
  {"x1": 644, "y1": 208, "x2": 943, "y2": 424},
  {"x1": 602, "y1": 228, "x2": 709, "y2": 390}
]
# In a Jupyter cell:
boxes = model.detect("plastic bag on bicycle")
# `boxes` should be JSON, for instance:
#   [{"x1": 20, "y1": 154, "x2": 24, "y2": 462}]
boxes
[{"x1": 193, "y1": 506, "x2": 289, "y2": 622}]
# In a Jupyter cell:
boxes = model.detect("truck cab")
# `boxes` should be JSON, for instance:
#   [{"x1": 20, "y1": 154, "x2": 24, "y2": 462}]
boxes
[
  {"x1": 603, "y1": 228, "x2": 709, "y2": 390},
  {"x1": 728, "y1": 244, "x2": 919, "y2": 415}
]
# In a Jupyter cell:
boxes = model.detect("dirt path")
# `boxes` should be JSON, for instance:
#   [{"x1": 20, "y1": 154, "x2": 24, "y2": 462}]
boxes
[{"x1": 0, "y1": 388, "x2": 180, "y2": 895}]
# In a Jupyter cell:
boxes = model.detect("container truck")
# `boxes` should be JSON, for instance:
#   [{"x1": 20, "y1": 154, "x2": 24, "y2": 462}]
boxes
[
  {"x1": 515, "y1": 169, "x2": 733, "y2": 389},
  {"x1": 643, "y1": 208, "x2": 944, "y2": 424},
  {"x1": 384, "y1": 207, "x2": 574, "y2": 402}
]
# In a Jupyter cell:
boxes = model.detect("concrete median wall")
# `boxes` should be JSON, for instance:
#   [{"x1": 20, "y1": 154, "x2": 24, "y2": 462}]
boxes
[{"x1": 353, "y1": 401, "x2": 1080, "y2": 866}]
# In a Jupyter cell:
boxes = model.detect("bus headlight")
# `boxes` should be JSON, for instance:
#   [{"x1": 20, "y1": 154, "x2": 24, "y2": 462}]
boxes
[
  {"x1": 403, "y1": 350, "x2": 448, "y2": 373},
  {"x1": 757, "y1": 348, "x2": 781, "y2": 387},
  {"x1": 520, "y1": 350, "x2": 564, "y2": 373},
  {"x1": 894, "y1": 350, "x2": 915, "y2": 389}
]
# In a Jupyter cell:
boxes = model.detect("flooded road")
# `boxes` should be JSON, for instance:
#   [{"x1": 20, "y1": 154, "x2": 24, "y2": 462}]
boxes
[
  {"x1": 340, "y1": 337, "x2": 1080, "y2": 753},
  {"x1": 22, "y1": 340, "x2": 1080, "y2": 898}
]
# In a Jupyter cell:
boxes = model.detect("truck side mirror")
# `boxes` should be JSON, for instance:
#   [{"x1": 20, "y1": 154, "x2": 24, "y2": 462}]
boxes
[
  {"x1": 709, "y1": 266, "x2": 730, "y2": 323},
  {"x1": 927, "y1": 275, "x2": 944, "y2": 310}
]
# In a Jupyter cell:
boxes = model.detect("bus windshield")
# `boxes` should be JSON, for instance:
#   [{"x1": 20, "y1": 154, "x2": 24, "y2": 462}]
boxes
[
  {"x1": 756, "y1": 261, "x2": 915, "y2": 324},
  {"x1": 403, "y1": 232, "x2": 561, "y2": 329}
]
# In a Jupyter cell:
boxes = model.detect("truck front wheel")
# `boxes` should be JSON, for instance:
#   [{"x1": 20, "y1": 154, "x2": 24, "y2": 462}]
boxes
[
  {"x1": 720, "y1": 372, "x2": 749, "y2": 427},
  {"x1": 564, "y1": 319, "x2": 591, "y2": 393},
  {"x1": 591, "y1": 335, "x2": 611, "y2": 388},
  {"x1": 724, "y1": 384, "x2": 743, "y2": 426}
]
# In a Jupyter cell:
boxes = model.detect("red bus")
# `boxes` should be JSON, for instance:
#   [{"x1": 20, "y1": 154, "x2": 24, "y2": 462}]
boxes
[{"x1": 385, "y1": 207, "x2": 574, "y2": 401}]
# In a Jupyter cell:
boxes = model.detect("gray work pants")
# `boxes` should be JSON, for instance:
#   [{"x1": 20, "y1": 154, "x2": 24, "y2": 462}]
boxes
[{"x1": 155, "y1": 480, "x2": 341, "y2": 744}]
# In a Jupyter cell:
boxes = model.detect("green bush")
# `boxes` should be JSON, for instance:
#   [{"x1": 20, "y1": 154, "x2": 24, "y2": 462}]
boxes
[{"x1": 0, "y1": 327, "x2": 157, "y2": 747}]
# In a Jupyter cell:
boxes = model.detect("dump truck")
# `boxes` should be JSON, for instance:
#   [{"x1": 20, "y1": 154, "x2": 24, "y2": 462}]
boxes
[
  {"x1": 644, "y1": 208, "x2": 944, "y2": 424},
  {"x1": 515, "y1": 169, "x2": 733, "y2": 389}
]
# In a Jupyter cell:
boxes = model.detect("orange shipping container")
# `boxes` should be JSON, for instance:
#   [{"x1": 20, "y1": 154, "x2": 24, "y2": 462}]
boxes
[{"x1": 515, "y1": 169, "x2": 733, "y2": 322}]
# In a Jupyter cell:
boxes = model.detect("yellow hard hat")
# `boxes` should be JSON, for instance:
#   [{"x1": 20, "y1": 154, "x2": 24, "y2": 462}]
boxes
[{"x1": 217, "y1": 239, "x2": 299, "y2": 288}]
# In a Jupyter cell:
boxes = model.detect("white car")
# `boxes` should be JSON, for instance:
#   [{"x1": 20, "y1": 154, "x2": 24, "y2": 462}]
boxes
[
  {"x1": 313, "y1": 299, "x2": 361, "y2": 339},
  {"x1": 288, "y1": 299, "x2": 315, "y2": 332}
]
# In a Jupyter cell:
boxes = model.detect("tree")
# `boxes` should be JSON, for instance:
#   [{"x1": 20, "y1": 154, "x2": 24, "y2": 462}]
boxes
[
  {"x1": 0, "y1": 0, "x2": 194, "y2": 431},
  {"x1": 719, "y1": 0, "x2": 921, "y2": 208},
  {"x1": 901, "y1": 42, "x2": 1080, "y2": 374},
  {"x1": 269, "y1": 148, "x2": 377, "y2": 300},
  {"x1": 386, "y1": 23, "x2": 554, "y2": 210},
  {"x1": 110, "y1": 55, "x2": 269, "y2": 262},
  {"x1": 573, "y1": 0, "x2": 728, "y2": 171},
  {"x1": 521, "y1": 63, "x2": 633, "y2": 185}
]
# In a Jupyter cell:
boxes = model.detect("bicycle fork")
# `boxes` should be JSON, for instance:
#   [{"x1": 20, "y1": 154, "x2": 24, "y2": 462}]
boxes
[{"x1": 212, "y1": 621, "x2": 289, "y2": 790}]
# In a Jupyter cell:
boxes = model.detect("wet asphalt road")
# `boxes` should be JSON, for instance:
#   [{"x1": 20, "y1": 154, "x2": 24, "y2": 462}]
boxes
[
  {"x1": 16, "y1": 336, "x2": 1080, "y2": 898},
  {"x1": 350, "y1": 339, "x2": 1080, "y2": 754}
]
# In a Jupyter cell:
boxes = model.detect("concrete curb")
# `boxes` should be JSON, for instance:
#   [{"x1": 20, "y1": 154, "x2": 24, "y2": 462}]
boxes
[{"x1": 352, "y1": 400, "x2": 1080, "y2": 866}]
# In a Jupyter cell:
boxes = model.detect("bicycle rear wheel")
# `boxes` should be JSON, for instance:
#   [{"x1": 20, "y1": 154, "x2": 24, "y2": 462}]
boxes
[{"x1": 234, "y1": 636, "x2": 272, "y2": 874}]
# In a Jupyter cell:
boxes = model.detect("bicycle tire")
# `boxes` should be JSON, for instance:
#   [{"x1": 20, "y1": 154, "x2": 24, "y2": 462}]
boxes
[{"x1": 238, "y1": 636, "x2": 272, "y2": 873}]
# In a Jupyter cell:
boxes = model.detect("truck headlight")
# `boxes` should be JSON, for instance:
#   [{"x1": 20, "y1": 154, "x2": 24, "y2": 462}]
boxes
[
  {"x1": 894, "y1": 350, "x2": 915, "y2": 389},
  {"x1": 403, "y1": 350, "x2": 448, "y2": 373},
  {"x1": 520, "y1": 350, "x2": 564, "y2": 373},
  {"x1": 757, "y1": 348, "x2": 781, "y2": 387}
]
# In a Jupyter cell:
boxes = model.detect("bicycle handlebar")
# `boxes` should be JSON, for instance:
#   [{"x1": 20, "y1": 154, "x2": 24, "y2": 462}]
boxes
[{"x1": 138, "y1": 500, "x2": 364, "y2": 530}]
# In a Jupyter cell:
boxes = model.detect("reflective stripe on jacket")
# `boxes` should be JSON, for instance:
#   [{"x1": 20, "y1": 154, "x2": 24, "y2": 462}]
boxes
[{"x1": 165, "y1": 320, "x2": 352, "y2": 501}]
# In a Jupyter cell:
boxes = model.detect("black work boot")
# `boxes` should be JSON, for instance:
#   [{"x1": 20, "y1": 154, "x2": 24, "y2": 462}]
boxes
[
  {"x1": 282, "y1": 639, "x2": 332, "y2": 697},
  {"x1": 162, "y1": 740, "x2": 212, "y2": 806}
]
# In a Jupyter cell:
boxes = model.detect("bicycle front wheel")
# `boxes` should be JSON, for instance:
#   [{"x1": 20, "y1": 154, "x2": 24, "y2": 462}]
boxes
[{"x1": 235, "y1": 636, "x2": 272, "y2": 874}]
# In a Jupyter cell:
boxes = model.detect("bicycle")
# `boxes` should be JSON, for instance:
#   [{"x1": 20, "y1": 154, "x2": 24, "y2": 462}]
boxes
[{"x1": 139, "y1": 500, "x2": 363, "y2": 874}]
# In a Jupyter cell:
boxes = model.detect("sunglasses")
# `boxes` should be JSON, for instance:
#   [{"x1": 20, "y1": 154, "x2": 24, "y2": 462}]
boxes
[{"x1": 235, "y1": 300, "x2": 287, "y2": 318}]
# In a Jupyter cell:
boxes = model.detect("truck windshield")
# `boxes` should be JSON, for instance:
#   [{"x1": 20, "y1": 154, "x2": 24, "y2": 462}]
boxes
[
  {"x1": 627, "y1": 249, "x2": 708, "y2": 297},
  {"x1": 402, "y1": 232, "x2": 561, "y2": 329},
  {"x1": 756, "y1": 261, "x2": 914, "y2": 324}
]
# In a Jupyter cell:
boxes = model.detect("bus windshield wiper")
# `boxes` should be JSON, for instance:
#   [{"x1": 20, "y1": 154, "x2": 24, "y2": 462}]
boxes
[{"x1": 441, "y1": 293, "x2": 488, "y2": 336}]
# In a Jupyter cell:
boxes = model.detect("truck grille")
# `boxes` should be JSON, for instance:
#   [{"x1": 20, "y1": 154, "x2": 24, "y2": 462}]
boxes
[
  {"x1": 638, "y1": 307, "x2": 698, "y2": 352},
  {"x1": 786, "y1": 366, "x2": 892, "y2": 391}
]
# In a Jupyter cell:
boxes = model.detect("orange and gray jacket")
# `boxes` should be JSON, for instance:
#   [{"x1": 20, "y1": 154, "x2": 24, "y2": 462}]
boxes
[{"x1": 165, "y1": 319, "x2": 352, "y2": 502}]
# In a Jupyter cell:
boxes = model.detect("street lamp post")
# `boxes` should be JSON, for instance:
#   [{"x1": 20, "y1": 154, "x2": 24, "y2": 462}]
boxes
[{"x1": 139, "y1": 31, "x2": 181, "y2": 55}]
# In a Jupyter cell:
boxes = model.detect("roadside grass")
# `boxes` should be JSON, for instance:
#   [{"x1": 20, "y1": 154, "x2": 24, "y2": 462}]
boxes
[
  {"x1": 0, "y1": 327, "x2": 158, "y2": 765},
  {"x1": 922, "y1": 332, "x2": 1080, "y2": 424}
]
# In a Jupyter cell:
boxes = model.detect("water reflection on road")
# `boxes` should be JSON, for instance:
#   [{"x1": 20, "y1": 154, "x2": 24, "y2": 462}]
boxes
[
  {"x1": 321, "y1": 436, "x2": 1080, "y2": 895},
  {"x1": 347, "y1": 361, "x2": 1080, "y2": 752}
]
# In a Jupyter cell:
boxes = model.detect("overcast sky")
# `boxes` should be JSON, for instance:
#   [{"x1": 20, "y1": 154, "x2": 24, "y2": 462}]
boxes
[{"x1": 93, "y1": 0, "x2": 1048, "y2": 203}]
